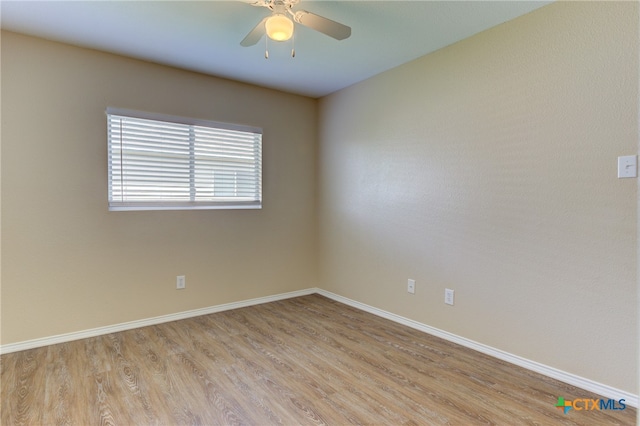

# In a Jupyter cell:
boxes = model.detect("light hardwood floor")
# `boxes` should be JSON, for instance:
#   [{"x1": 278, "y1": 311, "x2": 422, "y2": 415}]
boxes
[{"x1": 1, "y1": 294, "x2": 636, "y2": 425}]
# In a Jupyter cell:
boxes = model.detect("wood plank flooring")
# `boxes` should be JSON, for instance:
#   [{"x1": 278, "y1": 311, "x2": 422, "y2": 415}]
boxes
[{"x1": 1, "y1": 294, "x2": 636, "y2": 425}]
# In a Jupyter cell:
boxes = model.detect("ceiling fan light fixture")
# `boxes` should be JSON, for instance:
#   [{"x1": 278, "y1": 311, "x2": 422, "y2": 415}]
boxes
[{"x1": 265, "y1": 14, "x2": 294, "y2": 41}]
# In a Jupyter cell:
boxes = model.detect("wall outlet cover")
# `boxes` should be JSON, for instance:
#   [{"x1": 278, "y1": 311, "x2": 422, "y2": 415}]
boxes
[
  {"x1": 445, "y1": 288, "x2": 454, "y2": 305},
  {"x1": 177, "y1": 275, "x2": 186, "y2": 289}
]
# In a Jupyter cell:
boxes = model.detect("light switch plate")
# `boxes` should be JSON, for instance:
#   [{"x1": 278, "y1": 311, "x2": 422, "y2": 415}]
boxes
[{"x1": 618, "y1": 155, "x2": 637, "y2": 178}]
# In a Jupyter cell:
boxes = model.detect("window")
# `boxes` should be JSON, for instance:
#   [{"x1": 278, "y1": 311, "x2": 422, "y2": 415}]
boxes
[{"x1": 107, "y1": 108, "x2": 262, "y2": 211}]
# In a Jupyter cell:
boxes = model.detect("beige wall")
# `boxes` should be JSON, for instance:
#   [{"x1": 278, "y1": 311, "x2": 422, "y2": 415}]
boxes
[
  {"x1": 1, "y1": 31, "x2": 318, "y2": 344},
  {"x1": 318, "y1": 1, "x2": 638, "y2": 394}
]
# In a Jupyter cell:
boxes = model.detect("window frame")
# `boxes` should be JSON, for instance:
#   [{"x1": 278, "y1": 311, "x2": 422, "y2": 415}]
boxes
[{"x1": 107, "y1": 107, "x2": 263, "y2": 212}]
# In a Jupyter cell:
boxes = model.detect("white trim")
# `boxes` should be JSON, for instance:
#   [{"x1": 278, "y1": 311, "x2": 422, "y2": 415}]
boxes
[
  {"x1": 316, "y1": 289, "x2": 639, "y2": 408},
  {"x1": 0, "y1": 288, "x2": 315, "y2": 355},
  {"x1": 2, "y1": 287, "x2": 636, "y2": 409}
]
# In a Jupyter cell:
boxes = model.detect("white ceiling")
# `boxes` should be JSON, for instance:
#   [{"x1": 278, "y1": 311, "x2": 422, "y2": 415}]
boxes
[{"x1": 0, "y1": 1, "x2": 552, "y2": 98}]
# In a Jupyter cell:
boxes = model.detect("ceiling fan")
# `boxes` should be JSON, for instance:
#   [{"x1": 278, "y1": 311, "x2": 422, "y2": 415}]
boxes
[{"x1": 239, "y1": 0, "x2": 351, "y2": 54}]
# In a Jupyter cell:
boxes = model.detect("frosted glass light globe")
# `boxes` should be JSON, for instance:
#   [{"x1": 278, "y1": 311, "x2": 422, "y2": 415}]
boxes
[{"x1": 266, "y1": 14, "x2": 294, "y2": 41}]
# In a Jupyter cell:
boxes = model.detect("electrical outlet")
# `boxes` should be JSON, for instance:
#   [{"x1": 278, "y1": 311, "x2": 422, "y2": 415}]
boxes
[
  {"x1": 176, "y1": 275, "x2": 186, "y2": 290},
  {"x1": 407, "y1": 279, "x2": 415, "y2": 294},
  {"x1": 445, "y1": 288, "x2": 454, "y2": 305}
]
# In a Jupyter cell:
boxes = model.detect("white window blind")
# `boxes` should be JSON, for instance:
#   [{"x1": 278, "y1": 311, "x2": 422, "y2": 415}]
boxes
[{"x1": 107, "y1": 108, "x2": 262, "y2": 211}]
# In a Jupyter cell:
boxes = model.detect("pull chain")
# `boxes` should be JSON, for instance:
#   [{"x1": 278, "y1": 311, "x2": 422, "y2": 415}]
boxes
[{"x1": 264, "y1": 32, "x2": 296, "y2": 59}]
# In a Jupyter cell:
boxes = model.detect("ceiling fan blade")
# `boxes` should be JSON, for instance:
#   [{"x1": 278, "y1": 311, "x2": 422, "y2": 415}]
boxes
[
  {"x1": 238, "y1": 0, "x2": 270, "y2": 6},
  {"x1": 293, "y1": 10, "x2": 351, "y2": 40},
  {"x1": 241, "y1": 17, "x2": 268, "y2": 47}
]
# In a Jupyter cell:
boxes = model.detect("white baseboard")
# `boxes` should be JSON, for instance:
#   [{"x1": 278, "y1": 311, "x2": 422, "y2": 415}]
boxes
[
  {"x1": 0, "y1": 288, "x2": 316, "y2": 355},
  {"x1": 2, "y1": 287, "x2": 636, "y2": 409},
  {"x1": 316, "y1": 289, "x2": 638, "y2": 408}
]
